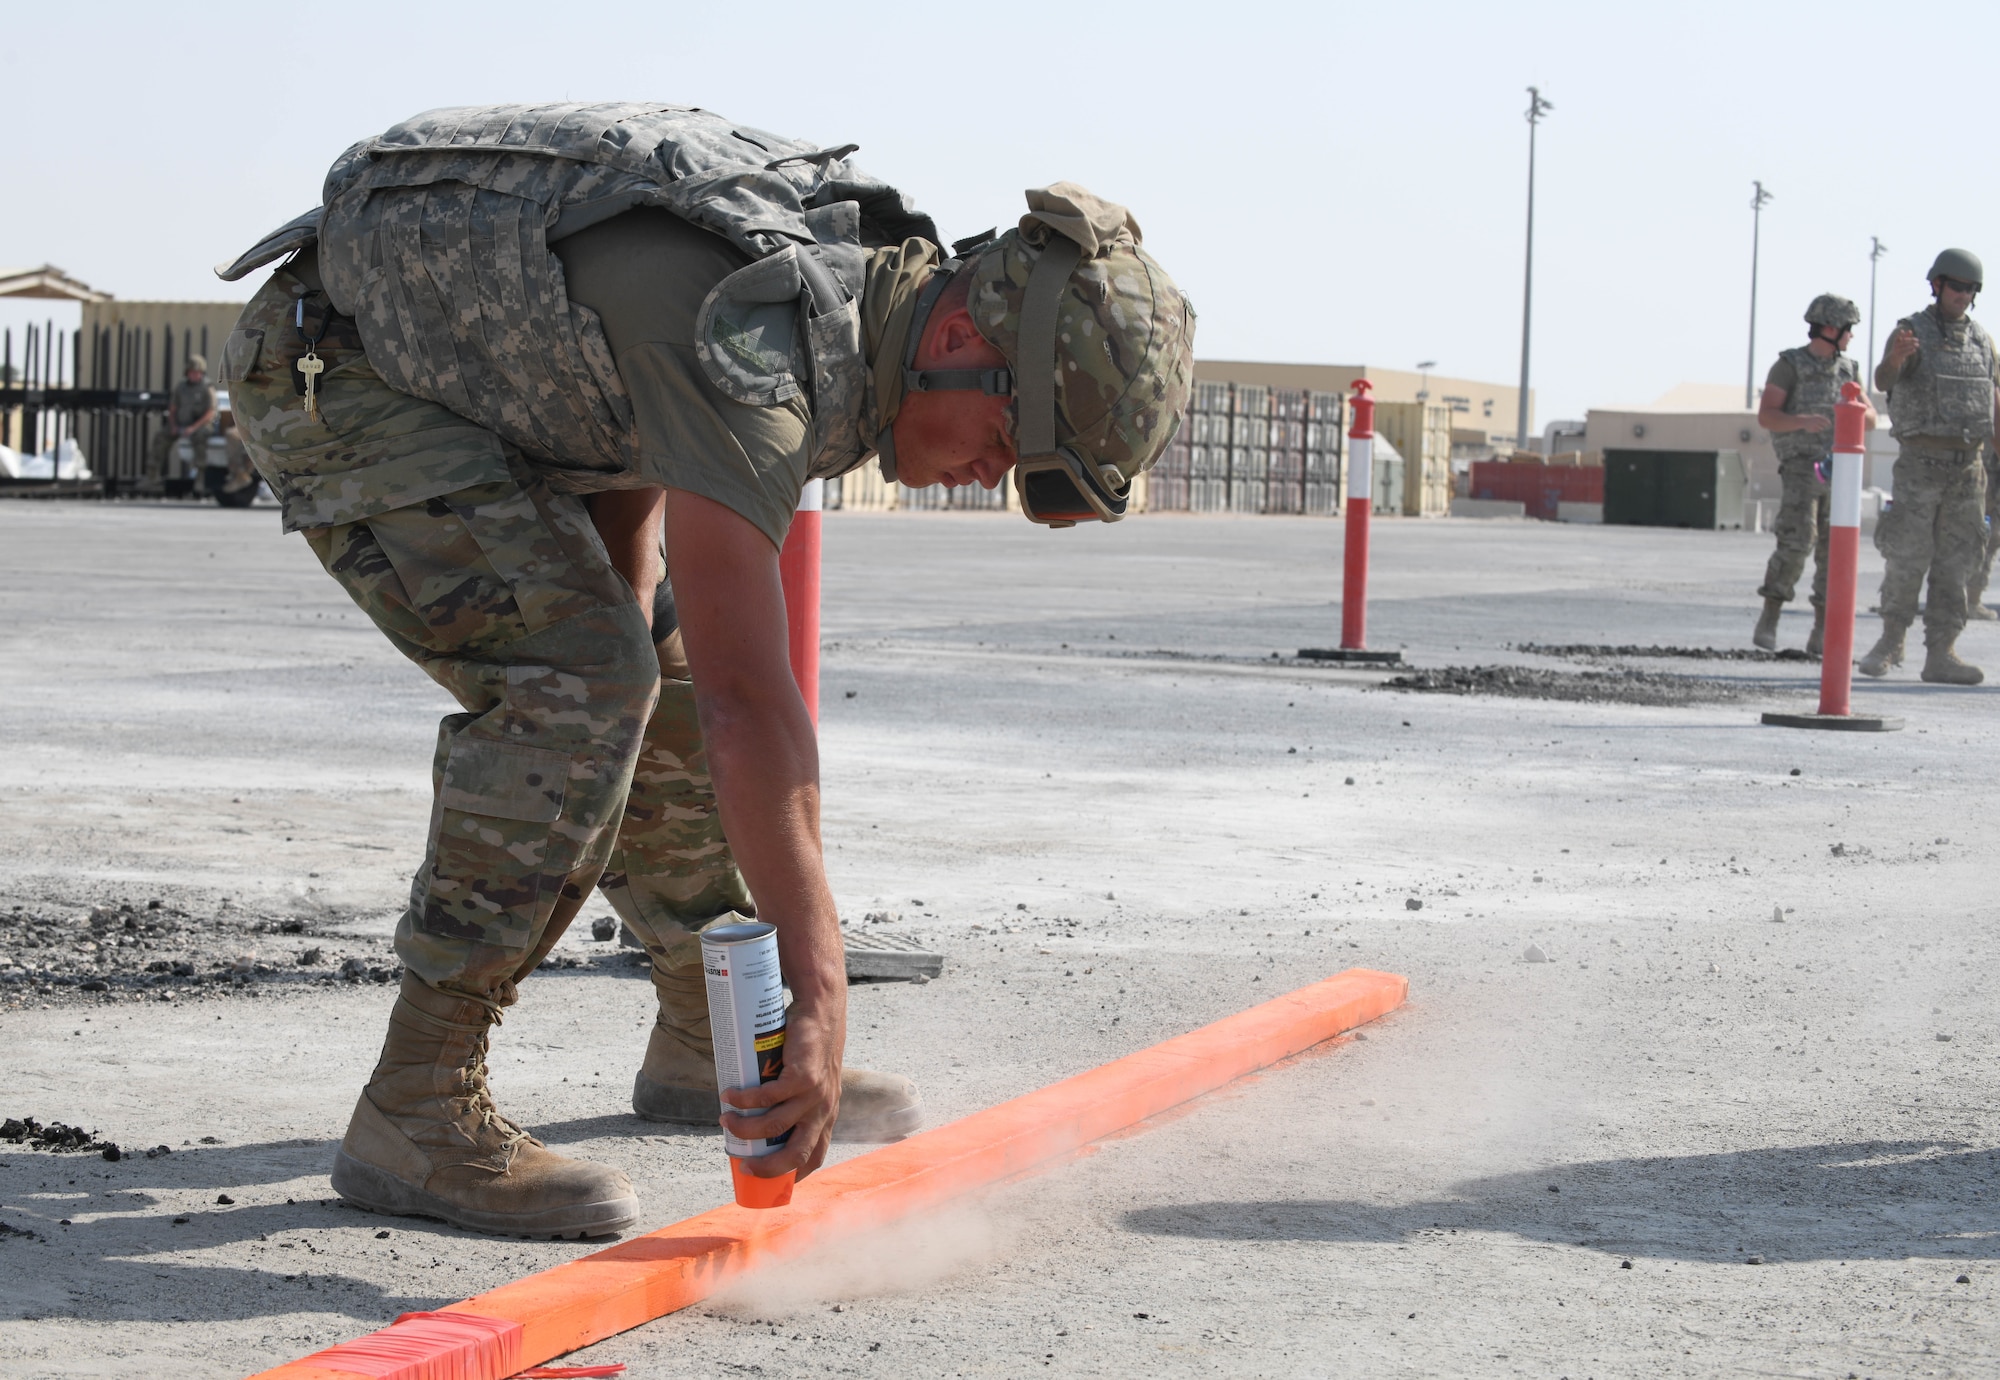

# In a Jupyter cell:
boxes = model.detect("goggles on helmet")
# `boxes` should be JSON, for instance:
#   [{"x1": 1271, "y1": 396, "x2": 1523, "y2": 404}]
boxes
[{"x1": 1014, "y1": 446, "x2": 1129, "y2": 527}]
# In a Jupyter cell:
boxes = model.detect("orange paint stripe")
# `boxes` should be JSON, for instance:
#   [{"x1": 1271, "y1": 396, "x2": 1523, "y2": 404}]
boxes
[{"x1": 249, "y1": 967, "x2": 1406, "y2": 1380}]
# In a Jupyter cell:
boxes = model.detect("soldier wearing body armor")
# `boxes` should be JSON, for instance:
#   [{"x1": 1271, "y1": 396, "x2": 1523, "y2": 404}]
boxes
[
  {"x1": 1862, "y1": 248, "x2": 2000, "y2": 684},
  {"x1": 148, "y1": 356, "x2": 217, "y2": 481},
  {"x1": 1753, "y1": 295, "x2": 1874, "y2": 653},
  {"x1": 216, "y1": 103, "x2": 1194, "y2": 1239}
]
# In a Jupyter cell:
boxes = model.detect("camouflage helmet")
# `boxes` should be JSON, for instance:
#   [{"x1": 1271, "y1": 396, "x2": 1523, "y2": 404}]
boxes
[
  {"x1": 964, "y1": 184, "x2": 1196, "y2": 525},
  {"x1": 1803, "y1": 294, "x2": 1860, "y2": 329},
  {"x1": 1927, "y1": 248, "x2": 1984, "y2": 289},
  {"x1": 186, "y1": 353, "x2": 208, "y2": 373}
]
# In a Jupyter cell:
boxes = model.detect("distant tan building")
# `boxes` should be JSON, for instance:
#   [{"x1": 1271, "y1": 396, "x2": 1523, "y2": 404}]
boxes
[
  {"x1": 79, "y1": 300, "x2": 246, "y2": 391},
  {"x1": 1580, "y1": 382, "x2": 1900, "y2": 505},
  {"x1": 1195, "y1": 359, "x2": 1532, "y2": 449}
]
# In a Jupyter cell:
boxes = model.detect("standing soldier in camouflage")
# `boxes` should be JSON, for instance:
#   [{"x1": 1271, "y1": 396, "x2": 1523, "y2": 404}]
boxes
[
  {"x1": 1964, "y1": 444, "x2": 2000, "y2": 618},
  {"x1": 217, "y1": 103, "x2": 1194, "y2": 1239},
  {"x1": 149, "y1": 355, "x2": 217, "y2": 481},
  {"x1": 1752, "y1": 295, "x2": 1873, "y2": 654},
  {"x1": 1861, "y1": 248, "x2": 2000, "y2": 684}
]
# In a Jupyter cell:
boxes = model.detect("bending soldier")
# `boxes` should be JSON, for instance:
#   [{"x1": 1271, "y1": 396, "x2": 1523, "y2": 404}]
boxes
[
  {"x1": 217, "y1": 103, "x2": 1195, "y2": 1239},
  {"x1": 1753, "y1": 294, "x2": 1874, "y2": 653},
  {"x1": 1863, "y1": 248, "x2": 2000, "y2": 684}
]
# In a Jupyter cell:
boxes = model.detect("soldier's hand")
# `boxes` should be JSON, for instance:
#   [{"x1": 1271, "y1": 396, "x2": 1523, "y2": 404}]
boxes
[
  {"x1": 718, "y1": 993, "x2": 842, "y2": 1181},
  {"x1": 1887, "y1": 327, "x2": 1919, "y2": 367}
]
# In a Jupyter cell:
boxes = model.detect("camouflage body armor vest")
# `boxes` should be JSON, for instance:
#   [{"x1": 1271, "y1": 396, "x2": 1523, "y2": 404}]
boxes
[
  {"x1": 1886, "y1": 307, "x2": 1997, "y2": 446},
  {"x1": 1771, "y1": 345, "x2": 1859, "y2": 465},
  {"x1": 218, "y1": 103, "x2": 938, "y2": 483}
]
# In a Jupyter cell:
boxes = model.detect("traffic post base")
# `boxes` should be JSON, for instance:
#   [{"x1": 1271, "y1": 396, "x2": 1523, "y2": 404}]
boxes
[
  {"x1": 1298, "y1": 647, "x2": 1404, "y2": 665},
  {"x1": 1758, "y1": 710, "x2": 1904, "y2": 732}
]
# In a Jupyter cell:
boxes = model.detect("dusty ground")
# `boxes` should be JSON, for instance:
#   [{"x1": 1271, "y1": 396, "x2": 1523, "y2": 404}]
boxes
[{"x1": 1, "y1": 501, "x2": 1996, "y2": 1378}]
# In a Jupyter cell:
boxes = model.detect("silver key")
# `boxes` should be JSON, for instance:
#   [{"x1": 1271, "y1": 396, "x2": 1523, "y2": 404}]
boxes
[{"x1": 296, "y1": 351, "x2": 324, "y2": 421}]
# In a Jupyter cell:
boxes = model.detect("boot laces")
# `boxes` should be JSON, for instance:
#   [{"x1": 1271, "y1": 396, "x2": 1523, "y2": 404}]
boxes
[{"x1": 449, "y1": 1038, "x2": 533, "y2": 1159}]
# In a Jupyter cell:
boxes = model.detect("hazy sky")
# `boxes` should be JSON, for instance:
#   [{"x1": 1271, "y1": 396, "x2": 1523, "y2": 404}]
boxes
[{"x1": 4, "y1": 0, "x2": 1992, "y2": 429}]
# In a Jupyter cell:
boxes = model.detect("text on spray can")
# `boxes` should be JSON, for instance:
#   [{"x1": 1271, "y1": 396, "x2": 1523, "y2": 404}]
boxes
[{"x1": 700, "y1": 921, "x2": 790, "y2": 1158}]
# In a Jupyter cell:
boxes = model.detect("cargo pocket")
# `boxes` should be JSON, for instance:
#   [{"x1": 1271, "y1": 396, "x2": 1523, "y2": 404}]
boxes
[
  {"x1": 440, "y1": 737, "x2": 568, "y2": 821},
  {"x1": 420, "y1": 736, "x2": 572, "y2": 949}
]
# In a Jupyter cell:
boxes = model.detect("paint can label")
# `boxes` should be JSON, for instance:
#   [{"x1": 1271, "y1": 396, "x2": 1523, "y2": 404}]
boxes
[{"x1": 701, "y1": 921, "x2": 790, "y2": 1157}]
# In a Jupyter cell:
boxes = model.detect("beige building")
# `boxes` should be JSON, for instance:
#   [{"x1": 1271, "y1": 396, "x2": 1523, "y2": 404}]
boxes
[
  {"x1": 79, "y1": 300, "x2": 247, "y2": 390},
  {"x1": 1580, "y1": 382, "x2": 1900, "y2": 504},
  {"x1": 1195, "y1": 359, "x2": 1532, "y2": 449}
]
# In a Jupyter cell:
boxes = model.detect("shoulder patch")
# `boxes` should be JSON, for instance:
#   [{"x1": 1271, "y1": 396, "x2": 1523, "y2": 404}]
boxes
[{"x1": 695, "y1": 248, "x2": 809, "y2": 406}]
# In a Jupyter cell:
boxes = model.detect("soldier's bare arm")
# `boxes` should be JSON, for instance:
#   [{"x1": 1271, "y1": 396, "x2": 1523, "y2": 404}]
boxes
[
  {"x1": 586, "y1": 487, "x2": 667, "y2": 629},
  {"x1": 661, "y1": 486, "x2": 846, "y2": 1180},
  {"x1": 1757, "y1": 385, "x2": 1826, "y2": 434},
  {"x1": 1877, "y1": 327, "x2": 1919, "y2": 392}
]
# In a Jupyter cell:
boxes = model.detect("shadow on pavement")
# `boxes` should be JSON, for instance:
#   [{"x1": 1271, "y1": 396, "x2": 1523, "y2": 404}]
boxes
[{"x1": 1122, "y1": 1139, "x2": 2000, "y2": 1263}]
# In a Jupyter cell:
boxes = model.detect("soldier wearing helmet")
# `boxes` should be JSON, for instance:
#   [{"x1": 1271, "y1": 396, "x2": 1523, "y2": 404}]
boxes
[
  {"x1": 1752, "y1": 294, "x2": 1874, "y2": 652},
  {"x1": 1862, "y1": 248, "x2": 2000, "y2": 683},
  {"x1": 213, "y1": 103, "x2": 1194, "y2": 1240},
  {"x1": 148, "y1": 353, "x2": 217, "y2": 484}
]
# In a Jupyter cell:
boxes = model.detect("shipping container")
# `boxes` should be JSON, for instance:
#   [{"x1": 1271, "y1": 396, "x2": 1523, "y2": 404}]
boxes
[
  {"x1": 1372, "y1": 400, "x2": 1453, "y2": 516},
  {"x1": 1468, "y1": 459, "x2": 1604, "y2": 520},
  {"x1": 1601, "y1": 449, "x2": 1748, "y2": 529}
]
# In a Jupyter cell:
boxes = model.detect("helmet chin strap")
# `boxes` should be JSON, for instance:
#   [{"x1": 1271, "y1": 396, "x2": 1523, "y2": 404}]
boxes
[
  {"x1": 873, "y1": 258, "x2": 1012, "y2": 483},
  {"x1": 872, "y1": 233, "x2": 1092, "y2": 494}
]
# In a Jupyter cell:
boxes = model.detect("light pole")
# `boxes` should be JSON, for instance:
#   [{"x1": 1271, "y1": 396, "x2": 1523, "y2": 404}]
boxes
[
  {"x1": 1746, "y1": 180, "x2": 1773, "y2": 409},
  {"x1": 1867, "y1": 236, "x2": 1888, "y2": 381},
  {"x1": 1415, "y1": 360, "x2": 1435, "y2": 402},
  {"x1": 1516, "y1": 87, "x2": 1553, "y2": 454}
]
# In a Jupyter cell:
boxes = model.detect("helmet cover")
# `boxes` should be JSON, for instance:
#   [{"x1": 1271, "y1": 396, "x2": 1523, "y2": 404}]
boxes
[{"x1": 966, "y1": 183, "x2": 1196, "y2": 489}]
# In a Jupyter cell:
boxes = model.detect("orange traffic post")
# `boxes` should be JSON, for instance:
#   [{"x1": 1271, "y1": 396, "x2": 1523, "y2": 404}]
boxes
[
  {"x1": 247, "y1": 967, "x2": 1407, "y2": 1380},
  {"x1": 1298, "y1": 381, "x2": 1401, "y2": 666},
  {"x1": 1342, "y1": 378, "x2": 1374, "y2": 650},
  {"x1": 1761, "y1": 381, "x2": 1902, "y2": 732},
  {"x1": 778, "y1": 478, "x2": 823, "y2": 723}
]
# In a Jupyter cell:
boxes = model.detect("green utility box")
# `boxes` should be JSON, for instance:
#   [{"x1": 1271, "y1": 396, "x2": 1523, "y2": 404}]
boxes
[{"x1": 1601, "y1": 449, "x2": 1748, "y2": 529}]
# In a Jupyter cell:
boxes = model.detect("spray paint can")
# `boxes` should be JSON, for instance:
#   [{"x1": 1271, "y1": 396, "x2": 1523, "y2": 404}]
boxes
[{"x1": 700, "y1": 920, "x2": 796, "y2": 1209}]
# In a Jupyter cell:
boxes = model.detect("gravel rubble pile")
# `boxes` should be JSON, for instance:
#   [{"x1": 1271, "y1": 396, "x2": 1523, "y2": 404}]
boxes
[
  {"x1": 1514, "y1": 642, "x2": 1817, "y2": 663},
  {"x1": 1384, "y1": 664, "x2": 1753, "y2": 705},
  {"x1": 0, "y1": 889, "x2": 406, "y2": 1008}
]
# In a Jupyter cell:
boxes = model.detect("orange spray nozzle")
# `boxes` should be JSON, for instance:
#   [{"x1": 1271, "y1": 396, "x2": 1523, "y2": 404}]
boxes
[{"x1": 730, "y1": 1156, "x2": 796, "y2": 1210}]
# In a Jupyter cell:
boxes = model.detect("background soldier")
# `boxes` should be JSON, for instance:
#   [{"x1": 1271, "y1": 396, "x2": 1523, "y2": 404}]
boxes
[
  {"x1": 148, "y1": 355, "x2": 217, "y2": 481},
  {"x1": 1753, "y1": 294, "x2": 1873, "y2": 653},
  {"x1": 218, "y1": 103, "x2": 1194, "y2": 1239},
  {"x1": 1965, "y1": 444, "x2": 2000, "y2": 619},
  {"x1": 1862, "y1": 248, "x2": 2000, "y2": 684}
]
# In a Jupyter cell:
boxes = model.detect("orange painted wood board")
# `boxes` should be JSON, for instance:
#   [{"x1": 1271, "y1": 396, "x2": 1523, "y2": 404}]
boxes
[{"x1": 248, "y1": 966, "x2": 1406, "y2": 1380}]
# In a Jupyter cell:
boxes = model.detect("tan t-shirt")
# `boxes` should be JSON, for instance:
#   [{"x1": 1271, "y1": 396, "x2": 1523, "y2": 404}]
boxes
[{"x1": 553, "y1": 209, "x2": 811, "y2": 548}]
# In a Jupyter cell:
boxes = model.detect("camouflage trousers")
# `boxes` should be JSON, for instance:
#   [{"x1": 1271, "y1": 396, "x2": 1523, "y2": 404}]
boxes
[
  {"x1": 228, "y1": 271, "x2": 751, "y2": 1006},
  {"x1": 1757, "y1": 458, "x2": 1830, "y2": 606},
  {"x1": 1874, "y1": 441, "x2": 1988, "y2": 643},
  {"x1": 148, "y1": 426, "x2": 210, "y2": 480},
  {"x1": 1967, "y1": 452, "x2": 2000, "y2": 608}
]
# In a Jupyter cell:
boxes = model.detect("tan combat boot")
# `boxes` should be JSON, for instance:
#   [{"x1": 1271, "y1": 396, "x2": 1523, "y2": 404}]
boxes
[
  {"x1": 1805, "y1": 603, "x2": 1826, "y2": 658},
  {"x1": 1752, "y1": 597, "x2": 1784, "y2": 651},
  {"x1": 633, "y1": 963, "x2": 923, "y2": 1142},
  {"x1": 1857, "y1": 622, "x2": 1907, "y2": 678},
  {"x1": 1921, "y1": 638, "x2": 1985, "y2": 685},
  {"x1": 331, "y1": 973, "x2": 639, "y2": 1238},
  {"x1": 1967, "y1": 576, "x2": 1997, "y2": 620}
]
